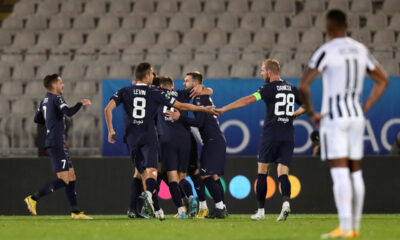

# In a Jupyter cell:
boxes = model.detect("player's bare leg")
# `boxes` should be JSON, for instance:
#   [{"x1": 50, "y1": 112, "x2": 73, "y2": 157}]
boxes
[
  {"x1": 277, "y1": 164, "x2": 291, "y2": 221},
  {"x1": 168, "y1": 171, "x2": 187, "y2": 219},
  {"x1": 321, "y1": 158, "x2": 354, "y2": 239},
  {"x1": 348, "y1": 160, "x2": 363, "y2": 238},
  {"x1": 251, "y1": 163, "x2": 270, "y2": 221}
]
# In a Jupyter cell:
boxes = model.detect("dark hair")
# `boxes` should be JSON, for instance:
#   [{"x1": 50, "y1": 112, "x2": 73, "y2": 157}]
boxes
[
  {"x1": 326, "y1": 9, "x2": 347, "y2": 29},
  {"x1": 43, "y1": 74, "x2": 60, "y2": 89},
  {"x1": 186, "y1": 71, "x2": 203, "y2": 84},
  {"x1": 135, "y1": 62, "x2": 152, "y2": 80},
  {"x1": 152, "y1": 76, "x2": 160, "y2": 86},
  {"x1": 158, "y1": 76, "x2": 174, "y2": 87}
]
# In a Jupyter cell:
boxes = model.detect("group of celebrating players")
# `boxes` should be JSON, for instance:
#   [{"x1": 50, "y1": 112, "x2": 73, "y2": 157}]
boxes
[{"x1": 23, "y1": 9, "x2": 388, "y2": 239}]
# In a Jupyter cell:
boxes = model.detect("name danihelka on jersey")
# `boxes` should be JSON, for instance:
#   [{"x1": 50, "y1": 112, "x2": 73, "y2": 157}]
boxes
[{"x1": 276, "y1": 83, "x2": 293, "y2": 124}]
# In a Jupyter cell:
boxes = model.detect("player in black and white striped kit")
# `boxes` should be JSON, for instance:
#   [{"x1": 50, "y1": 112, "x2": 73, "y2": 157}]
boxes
[{"x1": 299, "y1": 9, "x2": 388, "y2": 239}]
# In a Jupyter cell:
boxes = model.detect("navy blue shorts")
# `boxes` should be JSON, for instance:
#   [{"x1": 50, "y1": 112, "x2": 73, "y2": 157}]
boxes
[
  {"x1": 200, "y1": 138, "x2": 226, "y2": 176},
  {"x1": 187, "y1": 133, "x2": 199, "y2": 173},
  {"x1": 160, "y1": 140, "x2": 190, "y2": 172},
  {"x1": 127, "y1": 138, "x2": 159, "y2": 173},
  {"x1": 258, "y1": 138, "x2": 294, "y2": 166},
  {"x1": 48, "y1": 146, "x2": 73, "y2": 173}
]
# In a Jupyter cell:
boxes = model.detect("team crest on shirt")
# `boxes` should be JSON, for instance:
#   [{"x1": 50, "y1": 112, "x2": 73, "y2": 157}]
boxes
[
  {"x1": 163, "y1": 91, "x2": 171, "y2": 100},
  {"x1": 58, "y1": 97, "x2": 65, "y2": 104}
]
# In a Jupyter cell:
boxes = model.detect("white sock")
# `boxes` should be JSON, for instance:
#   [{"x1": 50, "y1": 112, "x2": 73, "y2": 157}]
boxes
[
  {"x1": 188, "y1": 195, "x2": 194, "y2": 201},
  {"x1": 330, "y1": 167, "x2": 353, "y2": 231},
  {"x1": 178, "y1": 207, "x2": 185, "y2": 214},
  {"x1": 215, "y1": 201, "x2": 224, "y2": 209},
  {"x1": 282, "y1": 201, "x2": 290, "y2": 209},
  {"x1": 351, "y1": 170, "x2": 365, "y2": 231},
  {"x1": 199, "y1": 201, "x2": 207, "y2": 209},
  {"x1": 145, "y1": 190, "x2": 152, "y2": 199},
  {"x1": 257, "y1": 208, "x2": 265, "y2": 215}
]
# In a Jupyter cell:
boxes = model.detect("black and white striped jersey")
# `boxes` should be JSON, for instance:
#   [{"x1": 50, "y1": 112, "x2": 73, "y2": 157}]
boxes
[{"x1": 308, "y1": 37, "x2": 377, "y2": 120}]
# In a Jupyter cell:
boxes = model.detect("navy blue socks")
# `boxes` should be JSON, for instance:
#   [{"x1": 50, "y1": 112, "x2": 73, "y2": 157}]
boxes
[
  {"x1": 256, "y1": 174, "x2": 267, "y2": 209},
  {"x1": 65, "y1": 181, "x2": 78, "y2": 212},
  {"x1": 179, "y1": 178, "x2": 193, "y2": 198},
  {"x1": 203, "y1": 177, "x2": 222, "y2": 203},
  {"x1": 191, "y1": 174, "x2": 206, "y2": 201},
  {"x1": 169, "y1": 182, "x2": 183, "y2": 208},
  {"x1": 32, "y1": 178, "x2": 67, "y2": 201},
  {"x1": 278, "y1": 175, "x2": 291, "y2": 203}
]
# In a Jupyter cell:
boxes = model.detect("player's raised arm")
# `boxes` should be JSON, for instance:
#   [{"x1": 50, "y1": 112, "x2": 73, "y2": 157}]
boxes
[
  {"x1": 190, "y1": 84, "x2": 213, "y2": 98},
  {"x1": 299, "y1": 68, "x2": 322, "y2": 127},
  {"x1": 173, "y1": 100, "x2": 218, "y2": 116},
  {"x1": 363, "y1": 64, "x2": 389, "y2": 113},
  {"x1": 215, "y1": 94, "x2": 257, "y2": 115},
  {"x1": 104, "y1": 99, "x2": 117, "y2": 144}
]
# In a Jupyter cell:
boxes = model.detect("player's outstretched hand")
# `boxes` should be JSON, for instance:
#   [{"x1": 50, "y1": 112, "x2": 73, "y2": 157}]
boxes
[
  {"x1": 108, "y1": 130, "x2": 117, "y2": 144},
  {"x1": 204, "y1": 106, "x2": 220, "y2": 116},
  {"x1": 165, "y1": 109, "x2": 180, "y2": 121},
  {"x1": 309, "y1": 112, "x2": 323, "y2": 128},
  {"x1": 190, "y1": 85, "x2": 203, "y2": 98},
  {"x1": 214, "y1": 108, "x2": 226, "y2": 115},
  {"x1": 80, "y1": 99, "x2": 91, "y2": 106}
]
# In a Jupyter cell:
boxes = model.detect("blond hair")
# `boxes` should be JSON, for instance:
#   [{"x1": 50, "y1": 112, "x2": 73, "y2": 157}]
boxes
[{"x1": 262, "y1": 58, "x2": 280, "y2": 74}]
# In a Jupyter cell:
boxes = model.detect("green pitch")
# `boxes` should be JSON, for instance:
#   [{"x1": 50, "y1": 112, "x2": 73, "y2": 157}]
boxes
[{"x1": 0, "y1": 214, "x2": 399, "y2": 240}]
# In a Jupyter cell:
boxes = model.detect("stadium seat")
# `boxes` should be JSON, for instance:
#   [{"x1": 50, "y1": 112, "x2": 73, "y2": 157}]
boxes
[
  {"x1": 85, "y1": 94, "x2": 101, "y2": 115},
  {"x1": 169, "y1": 14, "x2": 191, "y2": 31},
  {"x1": 49, "y1": 15, "x2": 72, "y2": 30},
  {"x1": 182, "y1": 30, "x2": 205, "y2": 48},
  {"x1": 13, "y1": 31, "x2": 37, "y2": 48},
  {"x1": 121, "y1": 46, "x2": 146, "y2": 64},
  {"x1": 73, "y1": 16, "x2": 96, "y2": 30},
  {"x1": 217, "y1": 13, "x2": 239, "y2": 32},
  {"x1": 270, "y1": 48, "x2": 293, "y2": 63},
  {"x1": 382, "y1": 0, "x2": 400, "y2": 14},
  {"x1": 372, "y1": 49, "x2": 393, "y2": 63},
  {"x1": 183, "y1": 61, "x2": 205, "y2": 75},
  {"x1": 1, "y1": 47, "x2": 24, "y2": 63},
  {"x1": 274, "y1": 0, "x2": 296, "y2": 14},
  {"x1": 347, "y1": 14, "x2": 360, "y2": 30},
  {"x1": 365, "y1": 13, "x2": 388, "y2": 31},
  {"x1": 86, "y1": 31, "x2": 110, "y2": 48},
  {"x1": 351, "y1": 29, "x2": 372, "y2": 47},
  {"x1": 194, "y1": 45, "x2": 217, "y2": 63},
  {"x1": 0, "y1": 81, "x2": 23, "y2": 96},
  {"x1": 0, "y1": 65, "x2": 11, "y2": 79},
  {"x1": 11, "y1": 99, "x2": 36, "y2": 114},
  {"x1": 253, "y1": 30, "x2": 274, "y2": 49},
  {"x1": 373, "y1": 30, "x2": 395, "y2": 47},
  {"x1": 290, "y1": 13, "x2": 313, "y2": 29},
  {"x1": 37, "y1": 31, "x2": 60, "y2": 47},
  {"x1": 12, "y1": 1, "x2": 36, "y2": 16},
  {"x1": 218, "y1": 45, "x2": 241, "y2": 64},
  {"x1": 146, "y1": 45, "x2": 168, "y2": 65},
  {"x1": 207, "y1": 62, "x2": 230, "y2": 78},
  {"x1": 62, "y1": 63, "x2": 86, "y2": 79},
  {"x1": 295, "y1": 47, "x2": 314, "y2": 62},
  {"x1": 300, "y1": 29, "x2": 324, "y2": 49},
  {"x1": 25, "y1": 78, "x2": 46, "y2": 97},
  {"x1": 86, "y1": 64, "x2": 109, "y2": 80},
  {"x1": 74, "y1": 46, "x2": 97, "y2": 62},
  {"x1": 122, "y1": 15, "x2": 144, "y2": 30},
  {"x1": 227, "y1": 0, "x2": 249, "y2": 13},
  {"x1": 379, "y1": 59, "x2": 399, "y2": 76},
  {"x1": 61, "y1": 0, "x2": 84, "y2": 16},
  {"x1": 303, "y1": 0, "x2": 324, "y2": 13},
  {"x1": 280, "y1": 61, "x2": 303, "y2": 78},
  {"x1": 48, "y1": 47, "x2": 71, "y2": 62},
  {"x1": 351, "y1": 0, "x2": 372, "y2": 13},
  {"x1": 204, "y1": 0, "x2": 225, "y2": 14},
  {"x1": 133, "y1": 30, "x2": 156, "y2": 48},
  {"x1": 83, "y1": 0, "x2": 107, "y2": 16},
  {"x1": 109, "y1": 64, "x2": 132, "y2": 79},
  {"x1": 37, "y1": 63, "x2": 62, "y2": 78},
  {"x1": 250, "y1": 0, "x2": 272, "y2": 13},
  {"x1": 170, "y1": 45, "x2": 193, "y2": 64},
  {"x1": 133, "y1": 0, "x2": 154, "y2": 15},
  {"x1": 193, "y1": 14, "x2": 215, "y2": 32},
  {"x1": 231, "y1": 61, "x2": 255, "y2": 78},
  {"x1": 12, "y1": 63, "x2": 37, "y2": 80},
  {"x1": 264, "y1": 13, "x2": 287, "y2": 30},
  {"x1": 98, "y1": 16, "x2": 121, "y2": 32},
  {"x1": 229, "y1": 29, "x2": 251, "y2": 47},
  {"x1": 327, "y1": 0, "x2": 349, "y2": 11},
  {"x1": 110, "y1": 30, "x2": 134, "y2": 48},
  {"x1": 242, "y1": 44, "x2": 267, "y2": 63},
  {"x1": 25, "y1": 47, "x2": 48, "y2": 64},
  {"x1": 241, "y1": 13, "x2": 263, "y2": 31},
  {"x1": 61, "y1": 31, "x2": 85, "y2": 48},
  {"x1": 276, "y1": 30, "x2": 299, "y2": 48},
  {"x1": 313, "y1": 13, "x2": 326, "y2": 30},
  {"x1": 110, "y1": 0, "x2": 132, "y2": 15},
  {"x1": 36, "y1": 0, "x2": 60, "y2": 16},
  {"x1": 0, "y1": 133, "x2": 9, "y2": 148},
  {"x1": 1, "y1": 16, "x2": 23, "y2": 30},
  {"x1": 157, "y1": 0, "x2": 179, "y2": 15},
  {"x1": 74, "y1": 81, "x2": 98, "y2": 95},
  {"x1": 98, "y1": 47, "x2": 120, "y2": 62},
  {"x1": 0, "y1": 31, "x2": 13, "y2": 47},
  {"x1": 205, "y1": 28, "x2": 228, "y2": 48},
  {"x1": 159, "y1": 62, "x2": 181, "y2": 79},
  {"x1": 180, "y1": 0, "x2": 202, "y2": 16},
  {"x1": 388, "y1": 14, "x2": 400, "y2": 30},
  {"x1": 25, "y1": 16, "x2": 47, "y2": 30},
  {"x1": 146, "y1": 14, "x2": 168, "y2": 30}
]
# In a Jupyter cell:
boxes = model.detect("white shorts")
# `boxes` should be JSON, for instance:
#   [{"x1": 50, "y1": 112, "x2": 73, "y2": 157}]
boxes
[{"x1": 319, "y1": 118, "x2": 365, "y2": 161}]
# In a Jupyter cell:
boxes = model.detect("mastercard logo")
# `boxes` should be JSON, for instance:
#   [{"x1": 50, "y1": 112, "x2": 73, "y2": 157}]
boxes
[{"x1": 158, "y1": 175, "x2": 302, "y2": 200}]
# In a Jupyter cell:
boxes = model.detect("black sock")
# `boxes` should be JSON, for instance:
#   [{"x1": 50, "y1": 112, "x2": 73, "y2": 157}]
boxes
[
  {"x1": 179, "y1": 178, "x2": 193, "y2": 198},
  {"x1": 169, "y1": 182, "x2": 183, "y2": 208},
  {"x1": 278, "y1": 175, "x2": 291, "y2": 203},
  {"x1": 152, "y1": 176, "x2": 162, "y2": 211},
  {"x1": 32, "y1": 179, "x2": 67, "y2": 201},
  {"x1": 191, "y1": 174, "x2": 206, "y2": 201},
  {"x1": 145, "y1": 178, "x2": 156, "y2": 194},
  {"x1": 256, "y1": 174, "x2": 267, "y2": 209},
  {"x1": 129, "y1": 178, "x2": 142, "y2": 211},
  {"x1": 65, "y1": 181, "x2": 79, "y2": 212},
  {"x1": 203, "y1": 177, "x2": 222, "y2": 203},
  {"x1": 216, "y1": 178, "x2": 225, "y2": 203}
]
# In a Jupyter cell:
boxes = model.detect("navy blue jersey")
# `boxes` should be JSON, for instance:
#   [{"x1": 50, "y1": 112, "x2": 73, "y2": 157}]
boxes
[
  {"x1": 156, "y1": 89, "x2": 191, "y2": 142},
  {"x1": 34, "y1": 92, "x2": 82, "y2": 148},
  {"x1": 253, "y1": 80, "x2": 302, "y2": 141},
  {"x1": 111, "y1": 83, "x2": 176, "y2": 142},
  {"x1": 180, "y1": 95, "x2": 225, "y2": 143}
]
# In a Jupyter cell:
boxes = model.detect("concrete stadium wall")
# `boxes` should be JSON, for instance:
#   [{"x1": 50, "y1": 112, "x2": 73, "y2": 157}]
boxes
[{"x1": 0, "y1": 156, "x2": 399, "y2": 215}]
